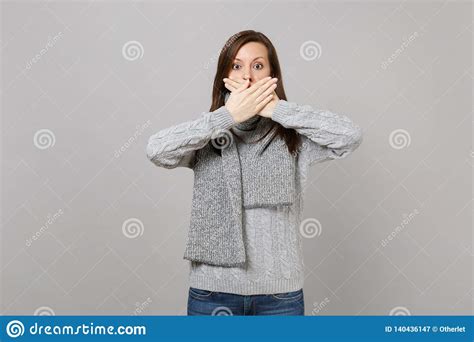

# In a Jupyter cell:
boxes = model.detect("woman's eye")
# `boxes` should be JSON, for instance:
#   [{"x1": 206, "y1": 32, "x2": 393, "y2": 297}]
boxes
[
  {"x1": 232, "y1": 64, "x2": 240, "y2": 70},
  {"x1": 254, "y1": 63, "x2": 263, "y2": 70}
]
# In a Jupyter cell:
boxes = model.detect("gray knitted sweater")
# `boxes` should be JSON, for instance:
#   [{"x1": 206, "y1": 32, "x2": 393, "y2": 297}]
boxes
[{"x1": 146, "y1": 99, "x2": 363, "y2": 295}]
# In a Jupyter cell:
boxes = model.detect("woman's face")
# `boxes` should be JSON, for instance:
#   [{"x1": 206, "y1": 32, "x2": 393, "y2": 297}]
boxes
[{"x1": 227, "y1": 42, "x2": 272, "y2": 87}]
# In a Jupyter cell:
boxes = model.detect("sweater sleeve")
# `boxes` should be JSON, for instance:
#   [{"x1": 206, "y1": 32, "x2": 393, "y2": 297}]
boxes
[
  {"x1": 146, "y1": 106, "x2": 236, "y2": 169},
  {"x1": 271, "y1": 99, "x2": 363, "y2": 166}
]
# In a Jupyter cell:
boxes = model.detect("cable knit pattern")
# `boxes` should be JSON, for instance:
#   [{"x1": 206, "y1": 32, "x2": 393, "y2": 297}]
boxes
[
  {"x1": 146, "y1": 99, "x2": 363, "y2": 295},
  {"x1": 146, "y1": 106, "x2": 235, "y2": 169}
]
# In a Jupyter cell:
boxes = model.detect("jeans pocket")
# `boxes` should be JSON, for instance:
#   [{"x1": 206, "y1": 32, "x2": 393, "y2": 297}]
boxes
[
  {"x1": 271, "y1": 289, "x2": 303, "y2": 300},
  {"x1": 189, "y1": 287, "x2": 214, "y2": 299}
]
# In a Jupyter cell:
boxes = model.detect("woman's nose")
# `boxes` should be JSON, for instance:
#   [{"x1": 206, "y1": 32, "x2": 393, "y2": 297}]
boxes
[
  {"x1": 243, "y1": 68, "x2": 252, "y2": 82},
  {"x1": 244, "y1": 71, "x2": 254, "y2": 82}
]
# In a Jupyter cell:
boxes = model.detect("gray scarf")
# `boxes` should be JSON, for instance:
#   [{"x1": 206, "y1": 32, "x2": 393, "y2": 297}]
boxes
[{"x1": 183, "y1": 93, "x2": 297, "y2": 267}]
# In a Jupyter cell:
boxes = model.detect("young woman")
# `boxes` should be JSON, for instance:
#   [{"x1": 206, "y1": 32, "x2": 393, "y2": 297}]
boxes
[{"x1": 146, "y1": 30, "x2": 363, "y2": 316}]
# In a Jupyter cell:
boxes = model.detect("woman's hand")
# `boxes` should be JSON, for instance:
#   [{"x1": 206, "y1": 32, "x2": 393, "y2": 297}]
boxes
[
  {"x1": 223, "y1": 76, "x2": 280, "y2": 119},
  {"x1": 223, "y1": 76, "x2": 278, "y2": 122}
]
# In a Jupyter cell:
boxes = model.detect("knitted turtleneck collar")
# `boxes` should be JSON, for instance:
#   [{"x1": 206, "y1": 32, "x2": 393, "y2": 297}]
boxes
[
  {"x1": 182, "y1": 92, "x2": 297, "y2": 267},
  {"x1": 235, "y1": 114, "x2": 262, "y2": 131}
]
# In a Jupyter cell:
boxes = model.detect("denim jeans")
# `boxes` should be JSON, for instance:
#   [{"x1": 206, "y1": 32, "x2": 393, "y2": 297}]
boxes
[{"x1": 187, "y1": 287, "x2": 305, "y2": 316}]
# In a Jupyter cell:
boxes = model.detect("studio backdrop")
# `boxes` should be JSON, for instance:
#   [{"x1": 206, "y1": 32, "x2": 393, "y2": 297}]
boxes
[{"x1": 1, "y1": 0, "x2": 471, "y2": 316}]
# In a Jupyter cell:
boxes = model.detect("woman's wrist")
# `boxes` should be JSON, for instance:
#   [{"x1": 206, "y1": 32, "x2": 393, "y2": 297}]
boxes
[
  {"x1": 270, "y1": 99, "x2": 289, "y2": 122},
  {"x1": 213, "y1": 105, "x2": 237, "y2": 129}
]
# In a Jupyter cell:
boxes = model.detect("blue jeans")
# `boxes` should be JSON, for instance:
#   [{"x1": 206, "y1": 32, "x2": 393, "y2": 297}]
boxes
[{"x1": 187, "y1": 287, "x2": 305, "y2": 316}]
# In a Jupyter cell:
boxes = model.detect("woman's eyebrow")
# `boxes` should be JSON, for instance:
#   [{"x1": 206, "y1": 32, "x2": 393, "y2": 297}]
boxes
[{"x1": 234, "y1": 57, "x2": 265, "y2": 62}]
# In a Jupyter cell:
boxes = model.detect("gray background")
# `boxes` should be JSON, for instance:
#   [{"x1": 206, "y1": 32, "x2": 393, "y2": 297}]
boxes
[{"x1": 1, "y1": 0, "x2": 472, "y2": 316}]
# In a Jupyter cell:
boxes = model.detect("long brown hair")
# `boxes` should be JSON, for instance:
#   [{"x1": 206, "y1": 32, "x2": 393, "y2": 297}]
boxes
[{"x1": 209, "y1": 30, "x2": 301, "y2": 156}]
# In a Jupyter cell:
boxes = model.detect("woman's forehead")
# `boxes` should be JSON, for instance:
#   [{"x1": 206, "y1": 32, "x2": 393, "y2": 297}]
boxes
[{"x1": 234, "y1": 42, "x2": 268, "y2": 60}]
